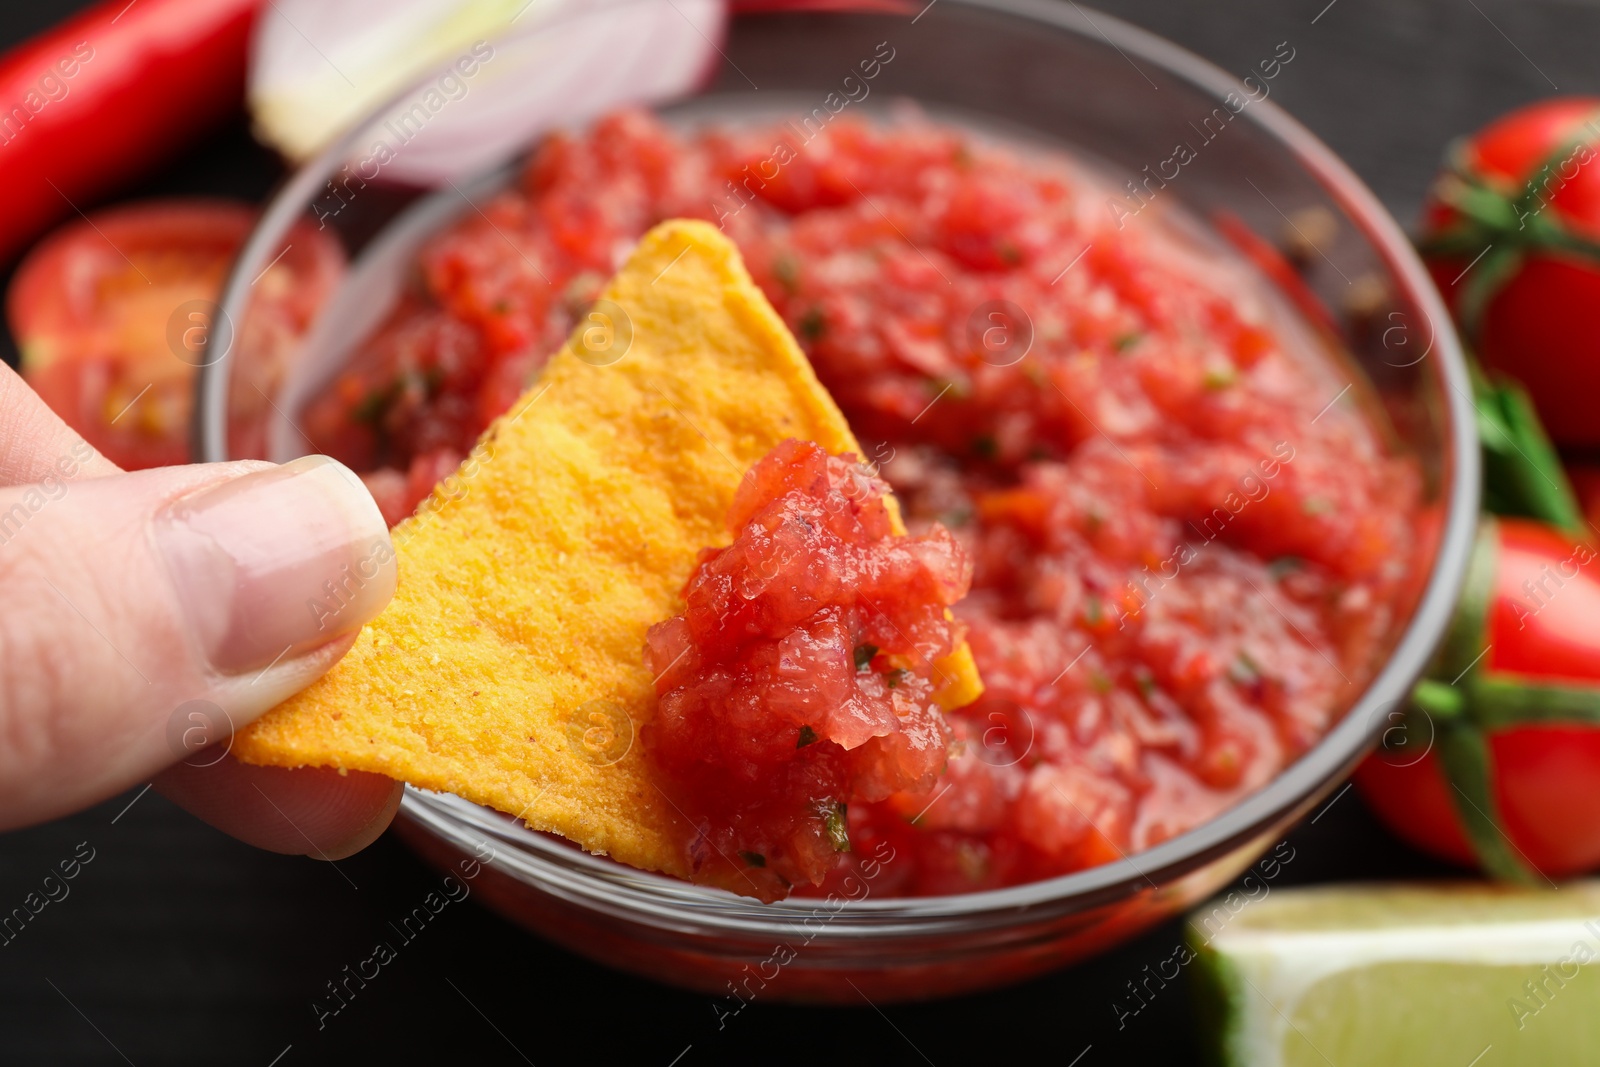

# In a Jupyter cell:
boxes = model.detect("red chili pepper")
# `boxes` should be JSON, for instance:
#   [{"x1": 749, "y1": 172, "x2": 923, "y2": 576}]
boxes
[
  {"x1": 0, "y1": 0, "x2": 262, "y2": 265},
  {"x1": 1356, "y1": 516, "x2": 1600, "y2": 880}
]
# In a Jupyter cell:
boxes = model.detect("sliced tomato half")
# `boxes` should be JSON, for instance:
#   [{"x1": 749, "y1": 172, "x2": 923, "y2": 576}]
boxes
[{"x1": 8, "y1": 199, "x2": 344, "y2": 469}]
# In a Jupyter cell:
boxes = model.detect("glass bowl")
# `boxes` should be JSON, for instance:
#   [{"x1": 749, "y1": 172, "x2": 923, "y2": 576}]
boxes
[{"x1": 200, "y1": 0, "x2": 1479, "y2": 1002}]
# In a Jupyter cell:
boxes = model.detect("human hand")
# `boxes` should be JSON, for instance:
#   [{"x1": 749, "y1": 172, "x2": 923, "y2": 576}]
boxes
[{"x1": 0, "y1": 363, "x2": 402, "y2": 858}]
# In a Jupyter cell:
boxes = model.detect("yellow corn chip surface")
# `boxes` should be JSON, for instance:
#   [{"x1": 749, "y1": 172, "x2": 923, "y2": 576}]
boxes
[{"x1": 235, "y1": 219, "x2": 982, "y2": 882}]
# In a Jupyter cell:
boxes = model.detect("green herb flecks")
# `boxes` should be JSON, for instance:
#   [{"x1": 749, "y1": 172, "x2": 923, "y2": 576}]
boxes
[
  {"x1": 954, "y1": 839, "x2": 990, "y2": 884},
  {"x1": 927, "y1": 375, "x2": 971, "y2": 399},
  {"x1": 823, "y1": 802, "x2": 851, "y2": 852},
  {"x1": 352, "y1": 379, "x2": 404, "y2": 428},
  {"x1": 738, "y1": 850, "x2": 767, "y2": 868},
  {"x1": 799, "y1": 307, "x2": 826, "y2": 342},
  {"x1": 773, "y1": 251, "x2": 801, "y2": 295},
  {"x1": 1267, "y1": 556, "x2": 1304, "y2": 580},
  {"x1": 884, "y1": 668, "x2": 908, "y2": 689},
  {"x1": 853, "y1": 644, "x2": 880, "y2": 671},
  {"x1": 1229, "y1": 651, "x2": 1263, "y2": 688},
  {"x1": 354, "y1": 367, "x2": 442, "y2": 431},
  {"x1": 796, "y1": 725, "x2": 819, "y2": 749}
]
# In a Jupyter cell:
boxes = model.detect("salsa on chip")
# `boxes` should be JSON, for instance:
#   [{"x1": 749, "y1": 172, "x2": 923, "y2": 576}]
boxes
[{"x1": 235, "y1": 219, "x2": 982, "y2": 898}]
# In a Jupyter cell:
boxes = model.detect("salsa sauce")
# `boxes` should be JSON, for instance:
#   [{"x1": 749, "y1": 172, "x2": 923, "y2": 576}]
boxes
[{"x1": 307, "y1": 110, "x2": 1420, "y2": 896}]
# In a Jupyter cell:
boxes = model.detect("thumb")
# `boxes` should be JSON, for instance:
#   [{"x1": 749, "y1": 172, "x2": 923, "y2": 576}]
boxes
[{"x1": 0, "y1": 454, "x2": 396, "y2": 828}]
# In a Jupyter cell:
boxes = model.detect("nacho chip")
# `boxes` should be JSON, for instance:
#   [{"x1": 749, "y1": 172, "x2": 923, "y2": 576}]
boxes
[{"x1": 235, "y1": 219, "x2": 982, "y2": 882}]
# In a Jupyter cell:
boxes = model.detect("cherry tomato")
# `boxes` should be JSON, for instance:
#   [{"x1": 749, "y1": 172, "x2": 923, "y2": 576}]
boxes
[
  {"x1": 1418, "y1": 97, "x2": 1600, "y2": 448},
  {"x1": 8, "y1": 199, "x2": 344, "y2": 469},
  {"x1": 1357, "y1": 518, "x2": 1600, "y2": 878}
]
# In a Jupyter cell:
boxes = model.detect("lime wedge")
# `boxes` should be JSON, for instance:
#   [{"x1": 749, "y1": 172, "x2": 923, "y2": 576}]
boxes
[{"x1": 1189, "y1": 881, "x2": 1600, "y2": 1066}]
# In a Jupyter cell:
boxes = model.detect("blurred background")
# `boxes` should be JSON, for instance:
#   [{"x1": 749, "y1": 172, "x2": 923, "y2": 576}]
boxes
[{"x1": 0, "y1": 0, "x2": 1592, "y2": 1062}]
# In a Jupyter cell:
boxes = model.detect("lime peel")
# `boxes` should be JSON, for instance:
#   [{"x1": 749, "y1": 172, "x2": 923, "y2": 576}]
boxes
[{"x1": 1190, "y1": 881, "x2": 1600, "y2": 1066}]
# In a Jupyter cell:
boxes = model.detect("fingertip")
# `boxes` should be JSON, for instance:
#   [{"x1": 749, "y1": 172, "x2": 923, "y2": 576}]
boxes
[
  {"x1": 321, "y1": 776, "x2": 406, "y2": 860},
  {"x1": 154, "y1": 758, "x2": 403, "y2": 859}
]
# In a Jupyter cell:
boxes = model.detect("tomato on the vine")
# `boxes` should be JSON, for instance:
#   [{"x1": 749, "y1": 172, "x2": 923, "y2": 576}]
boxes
[
  {"x1": 8, "y1": 199, "x2": 344, "y2": 469},
  {"x1": 1357, "y1": 517, "x2": 1600, "y2": 879},
  {"x1": 1418, "y1": 97, "x2": 1600, "y2": 449}
]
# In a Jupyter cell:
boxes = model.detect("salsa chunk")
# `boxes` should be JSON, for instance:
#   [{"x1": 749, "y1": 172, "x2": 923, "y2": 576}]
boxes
[{"x1": 644, "y1": 439, "x2": 971, "y2": 900}]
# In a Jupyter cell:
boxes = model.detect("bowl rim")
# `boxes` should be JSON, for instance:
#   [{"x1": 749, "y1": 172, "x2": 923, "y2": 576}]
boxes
[{"x1": 202, "y1": 0, "x2": 1481, "y2": 929}]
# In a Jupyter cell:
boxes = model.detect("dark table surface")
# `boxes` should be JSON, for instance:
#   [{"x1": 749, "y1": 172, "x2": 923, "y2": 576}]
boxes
[{"x1": 2, "y1": 0, "x2": 1593, "y2": 1063}]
